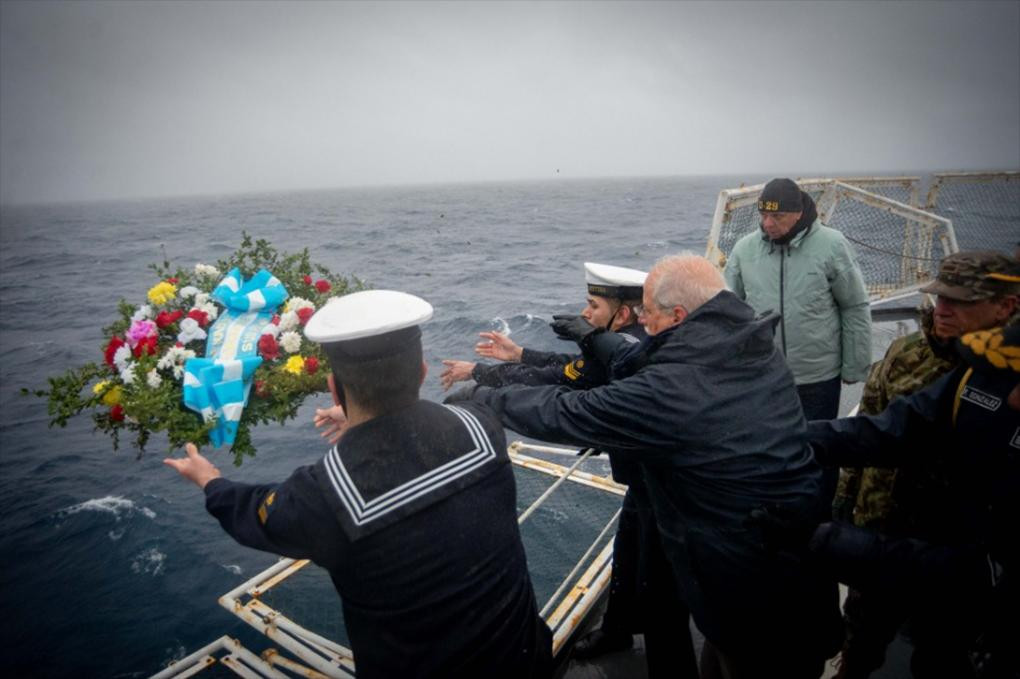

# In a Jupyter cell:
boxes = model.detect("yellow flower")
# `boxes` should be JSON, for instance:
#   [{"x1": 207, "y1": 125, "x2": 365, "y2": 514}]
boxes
[
  {"x1": 100, "y1": 384, "x2": 123, "y2": 406},
  {"x1": 147, "y1": 281, "x2": 177, "y2": 305},
  {"x1": 93, "y1": 381, "x2": 109, "y2": 395},
  {"x1": 284, "y1": 355, "x2": 305, "y2": 375}
]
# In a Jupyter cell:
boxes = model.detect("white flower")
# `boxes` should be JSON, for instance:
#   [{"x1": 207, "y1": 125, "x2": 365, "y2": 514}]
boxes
[
  {"x1": 177, "y1": 318, "x2": 207, "y2": 345},
  {"x1": 285, "y1": 297, "x2": 315, "y2": 313},
  {"x1": 179, "y1": 286, "x2": 200, "y2": 300},
  {"x1": 261, "y1": 322, "x2": 281, "y2": 339},
  {"x1": 131, "y1": 305, "x2": 153, "y2": 322},
  {"x1": 119, "y1": 363, "x2": 137, "y2": 385},
  {"x1": 194, "y1": 292, "x2": 210, "y2": 306},
  {"x1": 195, "y1": 263, "x2": 220, "y2": 278},
  {"x1": 278, "y1": 310, "x2": 299, "y2": 332},
  {"x1": 196, "y1": 301, "x2": 218, "y2": 321},
  {"x1": 279, "y1": 331, "x2": 302, "y2": 353},
  {"x1": 146, "y1": 369, "x2": 162, "y2": 389},
  {"x1": 113, "y1": 345, "x2": 132, "y2": 371},
  {"x1": 158, "y1": 346, "x2": 197, "y2": 380}
]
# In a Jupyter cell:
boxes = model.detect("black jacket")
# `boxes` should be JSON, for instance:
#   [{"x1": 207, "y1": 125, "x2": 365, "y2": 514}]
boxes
[
  {"x1": 204, "y1": 400, "x2": 552, "y2": 679},
  {"x1": 464, "y1": 291, "x2": 841, "y2": 657}
]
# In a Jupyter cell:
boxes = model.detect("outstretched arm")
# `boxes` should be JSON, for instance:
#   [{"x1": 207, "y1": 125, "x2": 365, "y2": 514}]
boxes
[
  {"x1": 164, "y1": 443, "x2": 222, "y2": 489},
  {"x1": 475, "y1": 331, "x2": 523, "y2": 362}
]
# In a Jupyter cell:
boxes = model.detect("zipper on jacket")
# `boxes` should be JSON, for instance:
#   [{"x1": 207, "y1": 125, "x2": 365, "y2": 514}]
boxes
[{"x1": 779, "y1": 246, "x2": 787, "y2": 355}]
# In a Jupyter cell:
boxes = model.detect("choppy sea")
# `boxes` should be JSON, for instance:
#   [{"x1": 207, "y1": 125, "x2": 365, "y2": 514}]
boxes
[
  {"x1": 8, "y1": 172, "x2": 1005, "y2": 677},
  {"x1": 0, "y1": 175, "x2": 746, "y2": 677}
]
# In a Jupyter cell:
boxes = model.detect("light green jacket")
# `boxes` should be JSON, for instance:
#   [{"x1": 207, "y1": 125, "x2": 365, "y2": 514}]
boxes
[{"x1": 724, "y1": 220, "x2": 872, "y2": 384}]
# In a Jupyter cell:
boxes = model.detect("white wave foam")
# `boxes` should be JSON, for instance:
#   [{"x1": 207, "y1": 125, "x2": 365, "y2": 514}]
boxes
[
  {"x1": 131, "y1": 547, "x2": 166, "y2": 576},
  {"x1": 57, "y1": 495, "x2": 157, "y2": 522},
  {"x1": 108, "y1": 528, "x2": 125, "y2": 541},
  {"x1": 490, "y1": 316, "x2": 511, "y2": 335},
  {"x1": 222, "y1": 564, "x2": 242, "y2": 575}
]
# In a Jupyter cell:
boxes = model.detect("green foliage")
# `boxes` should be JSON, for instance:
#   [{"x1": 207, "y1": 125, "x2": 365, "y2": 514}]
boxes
[{"x1": 35, "y1": 232, "x2": 365, "y2": 465}]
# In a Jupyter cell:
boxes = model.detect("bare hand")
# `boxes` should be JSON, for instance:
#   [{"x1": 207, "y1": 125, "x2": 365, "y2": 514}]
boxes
[
  {"x1": 474, "y1": 331, "x2": 523, "y2": 362},
  {"x1": 164, "y1": 443, "x2": 222, "y2": 489},
  {"x1": 440, "y1": 360, "x2": 476, "y2": 391},
  {"x1": 314, "y1": 404, "x2": 349, "y2": 445}
]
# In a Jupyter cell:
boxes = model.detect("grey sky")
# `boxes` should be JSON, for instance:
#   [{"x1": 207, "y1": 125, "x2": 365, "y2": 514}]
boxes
[{"x1": 1, "y1": 0, "x2": 1017, "y2": 204}]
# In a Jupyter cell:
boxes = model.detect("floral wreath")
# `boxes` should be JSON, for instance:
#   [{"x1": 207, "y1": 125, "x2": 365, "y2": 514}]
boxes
[{"x1": 33, "y1": 234, "x2": 363, "y2": 465}]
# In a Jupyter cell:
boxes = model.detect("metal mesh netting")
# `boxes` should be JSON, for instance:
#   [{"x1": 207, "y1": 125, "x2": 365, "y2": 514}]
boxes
[
  {"x1": 255, "y1": 461, "x2": 622, "y2": 649},
  {"x1": 926, "y1": 173, "x2": 1020, "y2": 253},
  {"x1": 711, "y1": 180, "x2": 952, "y2": 300}
]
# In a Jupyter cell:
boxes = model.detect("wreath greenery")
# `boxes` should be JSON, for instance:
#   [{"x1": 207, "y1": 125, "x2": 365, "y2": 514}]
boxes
[{"x1": 30, "y1": 233, "x2": 364, "y2": 465}]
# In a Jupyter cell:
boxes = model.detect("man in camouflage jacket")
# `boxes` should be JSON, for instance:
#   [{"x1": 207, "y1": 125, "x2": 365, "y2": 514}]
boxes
[{"x1": 831, "y1": 250, "x2": 1020, "y2": 678}]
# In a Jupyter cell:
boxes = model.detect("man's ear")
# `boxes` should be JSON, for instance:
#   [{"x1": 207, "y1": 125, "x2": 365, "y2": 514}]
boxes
[
  {"x1": 673, "y1": 306, "x2": 688, "y2": 325},
  {"x1": 420, "y1": 360, "x2": 428, "y2": 386},
  {"x1": 994, "y1": 295, "x2": 1018, "y2": 323},
  {"x1": 328, "y1": 373, "x2": 341, "y2": 406}
]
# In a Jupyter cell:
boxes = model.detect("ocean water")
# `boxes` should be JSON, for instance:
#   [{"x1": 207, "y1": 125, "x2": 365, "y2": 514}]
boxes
[{"x1": 0, "y1": 175, "x2": 742, "y2": 677}]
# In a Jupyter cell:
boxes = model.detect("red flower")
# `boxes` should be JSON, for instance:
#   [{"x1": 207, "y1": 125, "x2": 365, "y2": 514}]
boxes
[
  {"x1": 187, "y1": 309, "x2": 209, "y2": 327},
  {"x1": 175, "y1": 341, "x2": 184, "y2": 348},
  {"x1": 254, "y1": 380, "x2": 269, "y2": 397},
  {"x1": 167, "y1": 277, "x2": 178, "y2": 284},
  {"x1": 304, "y1": 356, "x2": 319, "y2": 374},
  {"x1": 303, "y1": 274, "x2": 313, "y2": 285},
  {"x1": 155, "y1": 310, "x2": 184, "y2": 329},
  {"x1": 110, "y1": 404, "x2": 125, "y2": 422},
  {"x1": 258, "y1": 334, "x2": 280, "y2": 361},
  {"x1": 314, "y1": 279, "x2": 331, "y2": 293},
  {"x1": 133, "y1": 335, "x2": 158, "y2": 358},
  {"x1": 296, "y1": 307, "x2": 314, "y2": 325},
  {"x1": 104, "y1": 336, "x2": 126, "y2": 367}
]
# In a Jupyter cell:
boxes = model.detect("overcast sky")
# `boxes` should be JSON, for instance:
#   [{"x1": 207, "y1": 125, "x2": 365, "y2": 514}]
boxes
[{"x1": 1, "y1": 0, "x2": 1017, "y2": 204}]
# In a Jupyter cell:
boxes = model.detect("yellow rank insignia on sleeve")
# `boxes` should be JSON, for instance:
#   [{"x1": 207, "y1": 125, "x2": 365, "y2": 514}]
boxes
[
  {"x1": 564, "y1": 359, "x2": 584, "y2": 381},
  {"x1": 257, "y1": 491, "x2": 276, "y2": 525}
]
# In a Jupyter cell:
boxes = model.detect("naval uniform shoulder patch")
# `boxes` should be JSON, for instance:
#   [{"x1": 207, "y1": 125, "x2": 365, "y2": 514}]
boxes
[
  {"x1": 959, "y1": 385, "x2": 1002, "y2": 412},
  {"x1": 257, "y1": 490, "x2": 276, "y2": 525},
  {"x1": 1011, "y1": 427, "x2": 1020, "y2": 450},
  {"x1": 564, "y1": 359, "x2": 584, "y2": 381}
]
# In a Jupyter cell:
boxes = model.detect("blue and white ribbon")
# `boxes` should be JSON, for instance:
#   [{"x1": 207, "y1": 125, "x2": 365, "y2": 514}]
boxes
[{"x1": 183, "y1": 268, "x2": 289, "y2": 448}]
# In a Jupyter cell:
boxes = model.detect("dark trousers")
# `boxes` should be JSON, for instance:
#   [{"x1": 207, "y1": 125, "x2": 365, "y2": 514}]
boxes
[
  {"x1": 796, "y1": 374, "x2": 842, "y2": 420},
  {"x1": 797, "y1": 375, "x2": 842, "y2": 505},
  {"x1": 599, "y1": 489, "x2": 640, "y2": 635},
  {"x1": 633, "y1": 488, "x2": 699, "y2": 679}
]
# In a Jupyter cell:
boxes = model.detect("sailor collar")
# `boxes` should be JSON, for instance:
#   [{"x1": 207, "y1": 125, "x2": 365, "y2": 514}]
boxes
[{"x1": 315, "y1": 400, "x2": 504, "y2": 541}]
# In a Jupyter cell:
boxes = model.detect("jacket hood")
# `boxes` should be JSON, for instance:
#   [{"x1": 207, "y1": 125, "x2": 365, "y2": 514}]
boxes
[{"x1": 647, "y1": 290, "x2": 779, "y2": 367}]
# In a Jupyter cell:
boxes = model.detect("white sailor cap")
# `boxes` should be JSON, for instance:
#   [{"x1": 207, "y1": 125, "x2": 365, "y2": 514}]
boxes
[
  {"x1": 304, "y1": 289, "x2": 433, "y2": 361},
  {"x1": 584, "y1": 262, "x2": 647, "y2": 300}
]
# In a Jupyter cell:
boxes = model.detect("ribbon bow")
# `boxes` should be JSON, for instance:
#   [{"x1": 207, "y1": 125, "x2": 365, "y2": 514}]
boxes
[{"x1": 182, "y1": 268, "x2": 289, "y2": 447}]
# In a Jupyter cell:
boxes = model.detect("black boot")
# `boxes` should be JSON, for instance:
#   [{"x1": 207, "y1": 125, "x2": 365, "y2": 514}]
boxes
[{"x1": 572, "y1": 628, "x2": 634, "y2": 660}]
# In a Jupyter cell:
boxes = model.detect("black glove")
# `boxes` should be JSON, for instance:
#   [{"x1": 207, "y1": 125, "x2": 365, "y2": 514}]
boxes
[
  {"x1": 746, "y1": 504, "x2": 819, "y2": 553},
  {"x1": 550, "y1": 315, "x2": 603, "y2": 350},
  {"x1": 576, "y1": 447, "x2": 603, "y2": 457}
]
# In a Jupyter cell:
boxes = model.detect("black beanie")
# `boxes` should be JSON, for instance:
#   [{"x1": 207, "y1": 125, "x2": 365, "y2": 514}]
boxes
[{"x1": 758, "y1": 178, "x2": 804, "y2": 213}]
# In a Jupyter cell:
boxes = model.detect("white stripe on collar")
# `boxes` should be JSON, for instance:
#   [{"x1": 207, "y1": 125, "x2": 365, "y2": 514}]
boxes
[{"x1": 322, "y1": 405, "x2": 497, "y2": 527}]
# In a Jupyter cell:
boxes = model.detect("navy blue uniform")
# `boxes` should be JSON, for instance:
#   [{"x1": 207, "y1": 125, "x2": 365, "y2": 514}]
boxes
[
  {"x1": 204, "y1": 400, "x2": 552, "y2": 679},
  {"x1": 458, "y1": 291, "x2": 843, "y2": 677},
  {"x1": 809, "y1": 364, "x2": 1019, "y2": 678}
]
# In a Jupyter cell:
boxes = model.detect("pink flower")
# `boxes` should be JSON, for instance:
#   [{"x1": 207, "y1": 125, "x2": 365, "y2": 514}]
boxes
[
  {"x1": 126, "y1": 320, "x2": 158, "y2": 348},
  {"x1": 303, "y1": 275, "x2": 313, "y2": 285}
]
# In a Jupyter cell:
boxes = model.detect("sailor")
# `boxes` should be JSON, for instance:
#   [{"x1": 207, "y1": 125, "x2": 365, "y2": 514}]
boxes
[
  {"x1": 439, "y1": 261, "x2": 647, "y2": 391},
  {"x1": 441, "y1": 262, "x2": 685, "y2": 667},
  {"x1": 450, "y1": 253, "x2": 842, "y2": 679},
  {"x1": 165, "y1": 290, "x2": 553, "y2": 679}
]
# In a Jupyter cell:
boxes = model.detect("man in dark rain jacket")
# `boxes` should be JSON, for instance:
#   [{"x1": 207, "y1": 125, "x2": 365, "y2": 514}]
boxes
[
  {"x1": 166, "y1": 290, "x2": 552, "y2": 679},
  {"x1": 451, "y1": 253, "x2": 843, "y2": 679}
]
